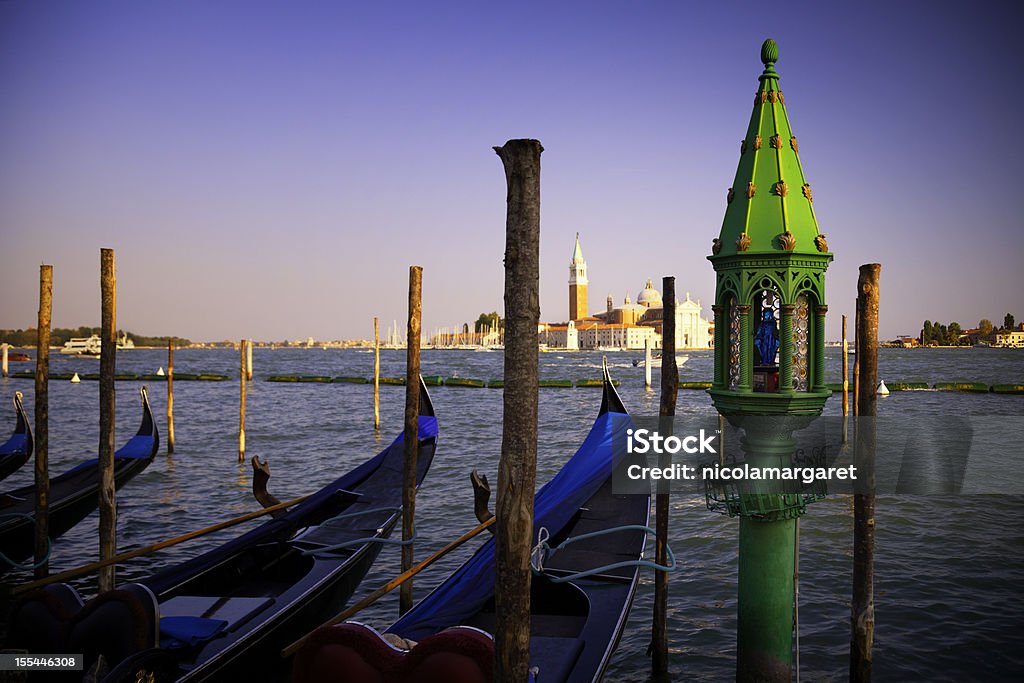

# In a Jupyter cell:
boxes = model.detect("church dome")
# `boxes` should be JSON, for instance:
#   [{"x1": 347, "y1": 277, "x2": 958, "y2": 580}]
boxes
[{"x1": 637, "y1": 279, "x2": 662, "y2": 308}]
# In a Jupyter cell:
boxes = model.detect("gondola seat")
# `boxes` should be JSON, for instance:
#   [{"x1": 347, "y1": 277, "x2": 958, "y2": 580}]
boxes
[{"x1": 66, "y1": 583, "x2": 160, "y2": 672}]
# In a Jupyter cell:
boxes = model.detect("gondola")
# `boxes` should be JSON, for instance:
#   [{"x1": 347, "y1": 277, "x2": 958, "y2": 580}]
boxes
[
  {"x1": 8, "y1": 378, "x2": 439, "y2": 683},
  {"x1": 293, "y1": 364, "x2": 650, "y2": 683},
  {"x1": 0, "y1": 391, "x2": 33, "y2": 482},
  {"x1": 0, "y1": 385, "x2": 158, "y2": 573}
]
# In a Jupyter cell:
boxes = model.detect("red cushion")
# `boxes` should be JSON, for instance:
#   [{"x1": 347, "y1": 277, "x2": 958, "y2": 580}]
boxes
[{"x1": 293, "y1": 624, "x2": 494, "y2": 683}]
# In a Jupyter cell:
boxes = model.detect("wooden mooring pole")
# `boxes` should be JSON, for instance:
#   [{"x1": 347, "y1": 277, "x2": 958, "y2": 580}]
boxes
[
  {"x1": 98, "y1": 249, "x2": 117, "y2": 592},
  {"x1": 167, "y1": 339, "x2": 175, "y2": 454},
  {"x1": 493, "y1": 139, "x2": 542, "y2": 683},
  {"x1": 1, "y1": 343, "x2": 7, "y2": 379},
  {"x1": 853, "y1": 300, "x2": 860, "y2": 418},
  {"x1": 400, "y1": 266, "x2": 423, "y2": 615},
  {"x1": 239, "y1": 339, "x2": 247, "y2": 463},
  {"x1": 842, "y1": 314, "x2": 849, "y2": 444},
  {"x1": 652, "y1": 276, "x2": 678, "y2": 677},
  {"x1": 644, "y1": 337, "x2": 652, "y2": 389},
  {"x1": 851, "y1": 264, "x2": 880, "y2": 683},
  {"x1": 374, "y1": 317, "x2": 380, "y2": 431},
  {"x1": 34, "y1": 265, "x2": 53, "y2": 579},
  {"x1": 246, "y1": 338, "x2": 253, "y2": 381}
]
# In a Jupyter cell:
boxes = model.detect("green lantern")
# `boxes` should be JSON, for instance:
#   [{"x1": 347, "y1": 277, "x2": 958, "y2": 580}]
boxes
[{"x1": 707, "y1": 39, "x2": 833, "y2": 682}]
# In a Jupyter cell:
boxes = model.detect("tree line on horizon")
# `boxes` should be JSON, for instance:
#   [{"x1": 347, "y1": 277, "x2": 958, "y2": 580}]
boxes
[
  {"x1": 0, "y1": 327, "x2": 191, "y2": 348},
  {"x1": 919, "y1": 313, "x2": 1015, "y2": 346}
]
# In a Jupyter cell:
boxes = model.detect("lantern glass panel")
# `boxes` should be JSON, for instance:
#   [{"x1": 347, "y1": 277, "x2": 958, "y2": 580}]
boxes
[{"x1": 793, "y1": 293, "x2": 810, "y2": 391}]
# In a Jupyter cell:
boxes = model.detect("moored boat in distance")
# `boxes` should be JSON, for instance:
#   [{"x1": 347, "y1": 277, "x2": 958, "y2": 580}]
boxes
[
  {"x1": 632, "y1": 353, "x2": 689, "y2": 369},
  {"x1": 59, "y1": 333, "x2": 135, "y2": 357}
]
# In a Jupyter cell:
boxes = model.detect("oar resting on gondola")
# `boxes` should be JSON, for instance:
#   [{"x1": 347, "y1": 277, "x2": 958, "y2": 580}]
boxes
[
  {"x1": 0, "y1": 391, "x2": 33, "y2": 483},
  {"x1": 292, "y1": 364, "x2": 660, "y2": 683}
]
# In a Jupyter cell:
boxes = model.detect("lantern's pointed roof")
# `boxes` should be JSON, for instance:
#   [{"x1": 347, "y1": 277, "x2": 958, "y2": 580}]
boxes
[
  {"x1": 571, "y1": 232, "x2": 585, "y2": 264},
  {"x1": 712, "y1": 39, "x2": 829, "y2": 259}
]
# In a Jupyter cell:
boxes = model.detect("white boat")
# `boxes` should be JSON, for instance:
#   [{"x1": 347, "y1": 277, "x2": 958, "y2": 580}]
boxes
[
  {"x1": 633, "y1": 353, "x2": 689, "y2": 369},
  {"x1": 60, "y1": 333, "x2": 134, "y2": 357},
  {"x1": 60, "y1": 336, "x2": 102, "y2": 356}
]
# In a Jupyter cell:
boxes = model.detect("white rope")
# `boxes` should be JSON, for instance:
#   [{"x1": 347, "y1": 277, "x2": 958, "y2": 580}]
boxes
[{"x1": 530, "y1": 527, "x2": 550, "y2": 574}]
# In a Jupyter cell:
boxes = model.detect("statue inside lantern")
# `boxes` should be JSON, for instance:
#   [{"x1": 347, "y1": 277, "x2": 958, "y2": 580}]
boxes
[{"x1": 754, "y1": 308, "x2": 779, "y2": 366}]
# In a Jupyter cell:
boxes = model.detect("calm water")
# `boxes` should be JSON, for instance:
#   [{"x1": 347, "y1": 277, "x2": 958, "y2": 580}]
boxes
[{"x1": 1, "y1": 347, "x2": 1022, "y2": 681}]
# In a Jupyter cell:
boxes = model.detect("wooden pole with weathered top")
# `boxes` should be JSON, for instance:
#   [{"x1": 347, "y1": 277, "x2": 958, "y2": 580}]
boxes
[
  {"x1": 399, "y1": 266, "x2": 422, "y2": 615},
  {"x1": 652, "y1": 276, "x2": 678, "y2": 676},
  {"x1": 34, "y1": 265, "x2": 53, "y2": 579},
  {"x1": 98, "y1": 249, "x2": 117, "y2": 592},
  {"x1": 167, "y1": 339, "x2": 175, "y2": 453},
  {"x1": 239, "y1": 339, "x2": 247, "y2": 463},
  {"x1": 493, "y1": 139, "x2": 543, "y2": 683},
  {"x1": 374, "y1": 317, "x2": 380, "y2": 430},
  {"x1": 851, "y1": 263, "x2": 880, "y2": 682}
]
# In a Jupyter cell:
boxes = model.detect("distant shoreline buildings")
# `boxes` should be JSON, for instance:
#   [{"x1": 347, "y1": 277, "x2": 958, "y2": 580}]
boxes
[{"x1": 539, "y1": 234, "x2": 714, "y2": 351}]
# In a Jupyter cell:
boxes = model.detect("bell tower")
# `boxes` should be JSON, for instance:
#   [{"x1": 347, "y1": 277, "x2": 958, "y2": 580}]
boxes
[{"x1": 568, "y1": 232, "x2": 588, "y2": 321}]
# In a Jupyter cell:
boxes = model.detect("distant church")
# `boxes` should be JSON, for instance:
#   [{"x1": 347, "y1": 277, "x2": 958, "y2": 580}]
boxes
[{"x1": 539, "y1": 234, "x2": 714, "y2": 350}]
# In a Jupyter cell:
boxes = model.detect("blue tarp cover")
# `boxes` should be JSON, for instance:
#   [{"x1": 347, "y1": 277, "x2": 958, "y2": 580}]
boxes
[
  {"x1": 388, "y1": 411, "x2": 632, "y2": 640},
  {"x1": 159, "y1": 616, "x2": 228, "y2": 649}
]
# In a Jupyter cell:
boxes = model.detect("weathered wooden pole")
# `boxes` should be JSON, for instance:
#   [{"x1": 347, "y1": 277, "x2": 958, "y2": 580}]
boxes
[
  {"x1": 644, "y1": 337, "x2": 652, "y2": 389},
  {"x1": 851, "y1": 264, "x2": 880, "y2": 683},
  {"x1": 34, "y1": 265, "x2": 53, "y2": 579},
  {"x1": 239, "y1": 339, "x2": 247, "y2": 463},
  {"x1": 246, "y1": 338, "x2": 253, "y2": 381},
  {"x1": 98, "y1": 249, "x2": 117, "y2": 592},
  {"x1": 1, "y1": 343, "x2": 8, "y2": 378},
  {"x1": 842, "y1": 315, "x2": 849, "y2": 443},
  {"x1": 374, "y1": 317, "x2": 381, "y2": 430},
  {"x1": 853, "y1": 300, "x2": 860, "y2": 418},
  {"x1": 493, "y1": 138, "x2": 542, "y2": 682},
  {"x1": 167, "y1": 339, "x2": 175, "y2": 454},
  {"x1": 652, "y1": 276, "x2": 678, "y2": 676},
  {"x1": 400, "y1": 266, "x2": 422, "y2": 615}
]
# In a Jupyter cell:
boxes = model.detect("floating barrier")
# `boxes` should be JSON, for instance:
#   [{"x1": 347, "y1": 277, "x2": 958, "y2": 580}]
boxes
[
  {"x1": 299, "y1": 375, "x2": 333, "y2": 383},
  {"x1": 487, "y1": 380, "x2": 504, "y2": 389},
  {"x1": 378, "y1": 377, "x2": 406, "y2": 386},
  {"x1": 334, "y1": 376, "x2": 369, "y2": 384},
  {"x1": 444, "y1": 378, "x2": 485, "y2": 388},
  {"x1": 992, "y1": 384, "x2": 1024, "y2": 394},
  {"x1": 539, "y1": 379, "x2": 573, "y2": 388},
  {"x1": 267, "y1": 375, "x2": 299, "y2": 382},
  {"x1": 933, "y1": 382, "x2": 989, "y2": 392},
  {"x1": 576, "y1": 378, "x2": 620, "y2": 387},
  {"x1": 888, "y1": 382, "x2": 930, "y2": 391},
  {"x1": 422, "y1": 375, "x2": 444, "y2": 386},
  {"x1": 679, "y1": 381, "x2": 712, "y2": 390}
]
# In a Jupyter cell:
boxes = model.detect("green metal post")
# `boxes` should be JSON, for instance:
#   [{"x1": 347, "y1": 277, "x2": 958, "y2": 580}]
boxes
[{"x1": 738, "y1": 517, "x2": 796, "y2": 682}]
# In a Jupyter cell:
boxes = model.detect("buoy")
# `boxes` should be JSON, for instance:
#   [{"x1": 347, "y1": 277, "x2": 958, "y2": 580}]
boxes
[
  {"x1": 157, "y1": 367, "x2": 165, "y2": 376},
  {"x1": 877, "y1": 380, "x2": 889, "y2": 396},
  {"x1": 71, "y1": 372, "x2": 81, "y2": 384}
]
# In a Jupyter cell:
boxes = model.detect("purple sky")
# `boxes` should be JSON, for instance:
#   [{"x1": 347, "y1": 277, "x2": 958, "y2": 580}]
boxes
[{"x1": 2, "y1": 1, "x2": 1020, "y2": 342}]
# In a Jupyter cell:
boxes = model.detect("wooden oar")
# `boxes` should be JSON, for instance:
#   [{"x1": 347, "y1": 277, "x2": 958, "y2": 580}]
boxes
[
  {"x1": 12, "y1": 494, "x2": 309, "y2": 596},
  {"x1": 282, "y1": 515, "x2": 496, "y2": 658}
]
